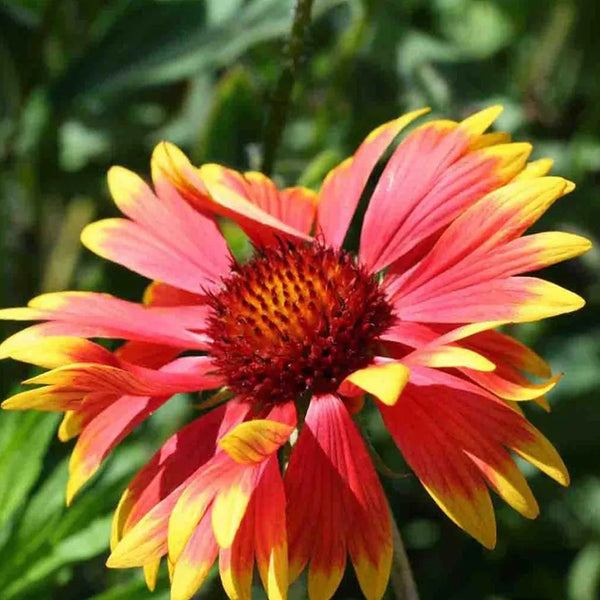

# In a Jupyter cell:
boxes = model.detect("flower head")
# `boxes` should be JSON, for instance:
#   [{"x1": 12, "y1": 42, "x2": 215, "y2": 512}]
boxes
[
  {"x1": 0, "y1": 106, "x2": 590, "y2": 600},
  {"x1": 206, "y1": 240, "x2": 394, "y2": 403}
]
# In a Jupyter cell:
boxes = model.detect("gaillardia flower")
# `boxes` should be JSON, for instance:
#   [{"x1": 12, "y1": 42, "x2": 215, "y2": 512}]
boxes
[{"x1": 0, "y1": 106, "x2": 590, "y2": 600}]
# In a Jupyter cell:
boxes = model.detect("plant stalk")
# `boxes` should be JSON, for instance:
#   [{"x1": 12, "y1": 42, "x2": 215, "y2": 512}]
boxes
[
  {"x1": 390, "y1": 508, "x2": 420, "y2": 600},
  {"x1": 261, "y1": 0, "x2": 314, "y2": 175}
]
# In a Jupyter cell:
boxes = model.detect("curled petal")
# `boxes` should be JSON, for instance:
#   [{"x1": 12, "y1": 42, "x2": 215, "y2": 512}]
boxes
[
  {"x1": 219, "y1": 419, "x2": 295, "y2": 464},
  {"x1": 151, "y1": 141, "x2": 310, "y2": 245},
  {"x1": 243, "y1": 172, "x2": 318, "y2": 235},
  {"x1": 339, "y1": 361, "x2": 410, "y2": 406}
]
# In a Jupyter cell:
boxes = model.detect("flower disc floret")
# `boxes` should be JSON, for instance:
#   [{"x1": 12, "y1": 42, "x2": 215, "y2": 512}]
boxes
[{"x1": 206, "y1": 241, "x2": 394, "y2": 404}]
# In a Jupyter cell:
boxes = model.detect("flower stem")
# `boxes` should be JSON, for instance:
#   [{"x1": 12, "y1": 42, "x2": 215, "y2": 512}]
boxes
[
  {"x1": 261, "y1": 0, "x2": 314, "y2": 176},
  {"x1": 390, "y1": 508, "x2": 420, "y2": 600}
]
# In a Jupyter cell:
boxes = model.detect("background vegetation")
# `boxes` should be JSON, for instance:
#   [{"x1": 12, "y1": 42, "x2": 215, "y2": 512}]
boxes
[{"x1": 0, "y1": 0, "x2": 599, "y2": 599}]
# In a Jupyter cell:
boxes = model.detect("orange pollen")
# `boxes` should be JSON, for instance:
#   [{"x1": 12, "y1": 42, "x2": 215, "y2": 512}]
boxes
[{"x1": 206, "y1": 241, "x2": 394, "y2": 404}]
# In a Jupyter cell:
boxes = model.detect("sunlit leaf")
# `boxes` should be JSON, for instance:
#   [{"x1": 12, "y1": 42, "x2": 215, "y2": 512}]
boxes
[{"x1": 0, "y1": 410, "x2": 58, "y2": 529}]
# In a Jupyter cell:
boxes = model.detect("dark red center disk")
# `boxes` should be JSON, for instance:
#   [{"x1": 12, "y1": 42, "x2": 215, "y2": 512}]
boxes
[{"x1": 206, "y1": 241, "x2": 394, "y2": 405}]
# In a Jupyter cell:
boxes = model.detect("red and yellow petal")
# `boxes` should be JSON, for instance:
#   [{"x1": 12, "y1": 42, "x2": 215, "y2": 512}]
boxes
[
  {"x1": 151, "y1": 144, "x2": 311, "y2": 246},
  {"x1": 360, "y1": 106, "x2": 533, "y2": 272},
  {"x1": 81, "y1": 164, "x2": 230, "y2": 292},
  {"x1": 381, "y1": 379, "x2": 496, "y2": 548},
  {"x1": 428, "y1": 392, "x2": 539, "y2": 519},
  {"x1": 219, "y1": 507, "x2": 255, "y2": 600},
  {"x1": 200, "y1": 164, "x2": 312, "y2": 245},
  {"x1": 2, "y1": 387, "x2": 84, "y2": 412},
  {"x1": 24, "y1": 355, "x2": 221, "y2": 398},
  {"x1": 108, "y1": 486, "x2": 182, "y2": 568},
  {"x1": 66, "y1": 393, "x2": 167, "y2": 504},
  {"x1": 392, "y1": 276, "x2": 584, "y2": 324},
  {"x1": 82, "y1": 218, "x2": 218, "y2": 295},
  {"x1": 385, "y1": 176, "x2": 581, "y2": 306},
  {"x1": 253, "y1": 456, "x2": 288, "y2": 600},
  {"x1": 109, "y1": 404, "x2": 249, "y2": 570},
  {"x1": 380, "y1": 366, "x2": 568, "y2": 547},
  {"x1": 111, "y1": 402, "x2": 248, "y2": 551},
  {"x1": 58, "y1": 410, "x2": 85, "y2": 441},
  {"x1": 0, "y1": 291, "x2": 208, "y2": 349},
  {"x1": 285, "y1": 394, "x2": 392, "y2": 600},
  {"x1": 404, "y1": 344, "x2": 496, "y2": 371},
  {"x1": 462, "y1": 328, "x2": 552, "y2": 378},
  {"x1": 0, "y1": 334, "x2": 117, "y2": 369},
  {"x1": 167, "y1": 454, "x2": 241, "y2": 562},
  {"x1": 212, "y1": 464, "x2": 258, "y2": 549}
]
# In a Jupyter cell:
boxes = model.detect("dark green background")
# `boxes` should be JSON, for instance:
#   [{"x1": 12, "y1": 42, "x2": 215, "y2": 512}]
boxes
[{"x1": 0, "y1": 1, "x2": 599, "y2": 599}]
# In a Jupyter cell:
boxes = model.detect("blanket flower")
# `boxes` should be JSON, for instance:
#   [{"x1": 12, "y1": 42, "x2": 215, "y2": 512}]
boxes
[{"x1": 0, "y1": 106, "x2": 589, "y2": 600}]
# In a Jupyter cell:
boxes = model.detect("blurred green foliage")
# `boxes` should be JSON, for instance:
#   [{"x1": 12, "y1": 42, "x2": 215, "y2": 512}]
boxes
[{"x1": 0, "y1": 0, "x2": 599, "y2": 599}]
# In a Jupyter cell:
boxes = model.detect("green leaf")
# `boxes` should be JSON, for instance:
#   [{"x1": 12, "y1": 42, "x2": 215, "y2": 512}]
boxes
[
  {"x1": 2, "y1": 515, "x2": 112, "y2": 600},
  {"x1": 50, "y1": 0, "x2": 346, "y2": 108},
  {"x1": 12, "y1": 457, "x2": 69, "y2": 551},
  {"x1": 195, "y1": 65, "x2": 263, "y2": 166},
  {"x1": 0, "y1": 410, "x2": 59, "y2": 529}
]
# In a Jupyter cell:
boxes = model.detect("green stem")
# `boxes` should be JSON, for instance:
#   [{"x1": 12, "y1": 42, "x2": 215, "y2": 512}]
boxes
[
  {"x1": 389, "y1": 508, "x2": 420, "y2": 600},
  {"x1": 261, "y1": 0, "x2": 314, "y2": 176}
]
